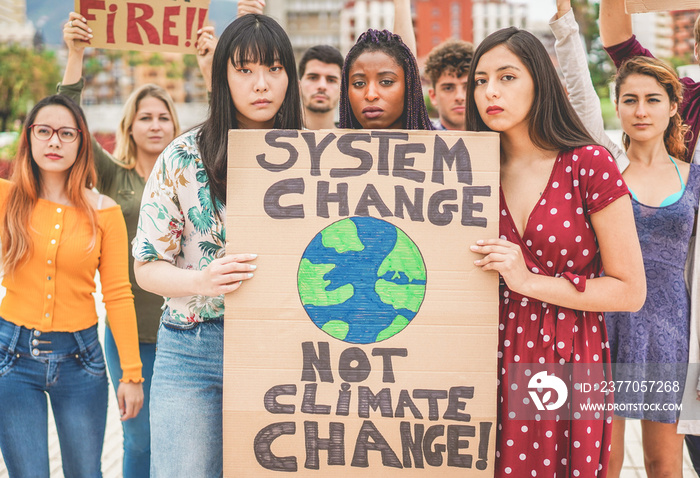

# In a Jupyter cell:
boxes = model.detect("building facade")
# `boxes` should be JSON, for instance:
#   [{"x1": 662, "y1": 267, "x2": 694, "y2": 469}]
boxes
[
  {"x1": 340, "y1": 0, "x2": 395, "y2": 54},
  {"x1": 0, "y1": 0, "x2": 35, "y2": 46},
  {"x1": 414, "y1": 0, "x2": 474, "y2": 59},
  {"x1": 472, "y1": 0, "x2": 528, "y2": 46}
]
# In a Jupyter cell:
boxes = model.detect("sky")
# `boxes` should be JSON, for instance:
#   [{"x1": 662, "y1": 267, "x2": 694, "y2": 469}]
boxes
[{"x1": 516, "y1": 0, "x2": 558, "y2": 23}]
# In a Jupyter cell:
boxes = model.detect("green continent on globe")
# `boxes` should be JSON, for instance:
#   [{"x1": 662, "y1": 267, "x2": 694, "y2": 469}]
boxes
[
  {"x1": 298, "y1": 259, "x2": 354, "y2": 306},
  {"x1": 321, "y1": 320, "x2": 350, "y2": 340},
  {"x1": 374, "y1": 280, "x2": 425, "y2": 312},
  {"x1": 321, "y1": 219, "x2": 365, "y2": 253},
  {"x1": 377, "y1": 229, "x2": 426, "y2": 282},
  {"x1": 376, "y1": 315, "x2": 410, "y2": 342}
]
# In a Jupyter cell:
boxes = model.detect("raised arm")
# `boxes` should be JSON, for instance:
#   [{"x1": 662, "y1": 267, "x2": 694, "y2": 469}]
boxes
[
  {"x1": 238, "y1": 0, "x2": 265, "y2": 17},
  {"x1": 62, "y1": 12, "x2": 92, "y2": 85},
  {"x1": 195, "y1": 26, "x2": 217, "y2": 92},
  {"x1": 550, "y1": 0, "x2": 627, "y2": 170},
  {"x1": 60, "y1": 14, "x2": 120, "y2": 189},
  {"x1": 393, "y1": 0, "x2": 416, "y2": 57},
  {"x1": 599, "y1": 0, "x2": 633, "y2": 48}
]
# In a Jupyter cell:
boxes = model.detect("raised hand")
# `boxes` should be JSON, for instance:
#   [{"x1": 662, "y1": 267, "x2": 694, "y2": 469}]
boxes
[
  {"x1": 556, "y1": 0, "x2": 572, "y2": 19},
  {"x1": 63, "y1": 11, "x2": 92, "y2": 54},
  {"x1": 195, "y1": 26, "x2": 217, "y2": 92},
  {"x1": 238, "y1": 0, "x2": 265, "y2": 17}
]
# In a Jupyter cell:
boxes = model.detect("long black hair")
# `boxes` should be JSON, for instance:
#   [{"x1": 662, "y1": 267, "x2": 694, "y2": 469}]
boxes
[
  {"x1": 465, "y1": 27, "x2": 595, "y2": 151},
  {"x1": 197, "y1": 14, "x2": 302, "y2": 209},
  {"x1": 339, "y1": 29, "x2": 433, "y2": 130}
]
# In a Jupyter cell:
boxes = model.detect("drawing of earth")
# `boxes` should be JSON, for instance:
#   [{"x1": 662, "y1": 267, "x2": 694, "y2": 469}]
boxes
[{"x1": 297, "y1": 217, "x2": 427, "y2": 344}]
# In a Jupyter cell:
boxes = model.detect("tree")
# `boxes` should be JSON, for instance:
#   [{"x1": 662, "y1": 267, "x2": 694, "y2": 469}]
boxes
[
  {"x1": 572, "y1": 0, "x2": 614, "y2": 97},
  {"x1": 0, "y1": 45, "x2": 60, "y2": 131}
]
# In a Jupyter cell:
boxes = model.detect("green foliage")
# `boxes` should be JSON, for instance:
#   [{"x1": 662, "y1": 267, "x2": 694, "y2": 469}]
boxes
[
  {"x1": 166, "y1": 61, "x2": 184, "y2": 79},
  {"x1": 599, "y1": 96, "x2": 620, "y2": 130},
  {"x1": 183, "y1": 54, "x2": 198, "y2": 69},
  {"x1": 0, "y1": 45, "x2": 61, "y2": 131},
  {"x1": 0, "y1": 133, "x2": 19, "y2": 161},
  {"x1": 84, "y1": 57, "x2": 103, "y2": 78},
  {"x1": 669, "y1": 55, "x2": 695, "y2": 72},
  {"x1": 424, "y1": 93, "x2": 437, "y2": 118},
  {"x1": 147, "y1": 53, "x2": 166, "y2": 66},
  {"x1": 572, "y1": 1, "x2": 614, "y2": 102},
  {"x1": 127, "y1": 51, "x2": 143, "y2": 67}
]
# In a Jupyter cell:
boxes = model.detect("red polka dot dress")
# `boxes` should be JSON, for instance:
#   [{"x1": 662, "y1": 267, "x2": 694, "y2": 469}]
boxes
[{"x1": 495, "y1": 145, "x2": 629, "y2": 478}]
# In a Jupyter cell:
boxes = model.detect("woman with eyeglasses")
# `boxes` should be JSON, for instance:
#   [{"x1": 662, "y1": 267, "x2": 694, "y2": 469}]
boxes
[{"x1": 0, "y1": 95, "x2": 143, "y2": 477}]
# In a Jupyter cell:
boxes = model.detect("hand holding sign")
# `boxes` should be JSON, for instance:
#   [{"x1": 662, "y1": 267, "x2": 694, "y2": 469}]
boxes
[
  {"x1": 195, "y1": 26, "x2": 217, "y2": 92},
  {"x1": 471, "y1": 238, "x2": 532, "y2": 295},
  {"x1": 63, "y1": 12, "x2": 93, "y2": 54},
  {"x1": 197, "y1": 253, "x2": 258, "y2": 297},
  {"x1": 237, "y1": 0, "x2": 265, "y2": 17}
]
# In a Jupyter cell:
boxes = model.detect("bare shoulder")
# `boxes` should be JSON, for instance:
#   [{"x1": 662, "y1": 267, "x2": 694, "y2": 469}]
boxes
[
  {"x1": 676, "y1": 158, "x2": 692, "y2": 183},
  {"x1": 85, "y1": 189, "x2": 118, "y2": 209},
  {"x1": 677, "y1": 159, "x2": 691, "y2": 172}
]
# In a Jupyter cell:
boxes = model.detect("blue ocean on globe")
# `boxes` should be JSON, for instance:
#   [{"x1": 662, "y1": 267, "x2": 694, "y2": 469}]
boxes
[{"x1": 298, "y1": 216, "x2": 427, "y2": 344}]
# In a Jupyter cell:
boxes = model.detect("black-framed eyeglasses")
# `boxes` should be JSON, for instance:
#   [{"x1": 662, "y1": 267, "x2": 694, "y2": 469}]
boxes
[{"x1": 29, "y1": 124, "x2": 81, "y2": 144}]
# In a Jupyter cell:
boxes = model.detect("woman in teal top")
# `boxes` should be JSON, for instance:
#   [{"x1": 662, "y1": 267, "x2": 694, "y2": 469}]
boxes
[
  {"x1": 60, "y1": 11, "x2": 216, "y2": 478},
  {"x1": 551, "y1": 2, "x2": 698, "y2": 476}
]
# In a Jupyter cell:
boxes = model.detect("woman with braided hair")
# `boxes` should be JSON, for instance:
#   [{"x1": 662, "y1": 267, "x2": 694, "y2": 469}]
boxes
[{"x1": 339, "y1": 29, "x2": 433, "y2": 130}]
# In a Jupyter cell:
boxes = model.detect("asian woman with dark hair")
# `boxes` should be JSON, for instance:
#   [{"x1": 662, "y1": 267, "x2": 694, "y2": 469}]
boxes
[{"x1": 132, "y1": 14, "x2": 302, "y2": 477}]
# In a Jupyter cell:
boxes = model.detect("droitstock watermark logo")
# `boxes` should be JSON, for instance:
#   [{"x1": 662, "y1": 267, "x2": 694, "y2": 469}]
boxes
[
  {"x1": 528, "y1": 371, "x2": 568, "y2": 411},
  {"x1": 506, "y1": 363, "x2": 610, "y2": 421},
  {"x1": 506, "y1": 363, "x2": 700, "y2": 421}
]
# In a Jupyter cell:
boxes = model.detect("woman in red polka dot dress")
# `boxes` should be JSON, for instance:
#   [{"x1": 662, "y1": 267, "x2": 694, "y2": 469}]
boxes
[{"x1": 466, "y1": 28, "x2": 647, "y2": 477}]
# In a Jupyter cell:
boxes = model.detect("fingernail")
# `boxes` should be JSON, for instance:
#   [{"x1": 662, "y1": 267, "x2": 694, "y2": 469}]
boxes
[
  {"x1": 247, "y1": 273, "x2": 254, "y2": 278},
  {"x1": 88, "y1": 34, "x2": 93, "y2": 38},
  {"x1": 476, "y1": 240, "x2": 484, "y2": 245},
  {"x1": 474, "y1": 260, "x2": 481, "y2": 265},
  {"x1": 250, "y1": 253, "x2": 258, "y2": 258},
  {"x1": 82, "y1": 17, "x2": 87, "y2": 22},
  {"x1": 88, "y1": 27, "x2": 92, "y2": 33},
  {"x1": 197, "y1": 28, "x2": 202, "y2": 33},
  {"x1": 250, "y1": 264, "x2": 257, "y2": 270},
  {"x1": 469, "y1": 245, "x2": 478, "y2": 251}
]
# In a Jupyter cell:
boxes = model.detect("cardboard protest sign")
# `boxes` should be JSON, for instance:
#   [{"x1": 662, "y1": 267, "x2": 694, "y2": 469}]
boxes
[
  {"x1": 74, "y1": 0, "x2": 209, "y2": 53},
  {"x1": 224, "y1": 129, "x2": 500, "y2": 477},
  {"x1": 626, "y1": 0, "x2": 698, "y2": 13}
]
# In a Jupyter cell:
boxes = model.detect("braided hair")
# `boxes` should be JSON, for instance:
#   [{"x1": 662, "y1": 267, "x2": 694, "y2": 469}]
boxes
[{"x1": 339, "y1": 29, "x2": 433, "y2": 130}]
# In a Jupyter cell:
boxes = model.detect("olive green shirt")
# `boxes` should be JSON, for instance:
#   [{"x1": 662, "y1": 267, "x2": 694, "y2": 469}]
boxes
[{"x1": 58, "y1": 79, "x2": 164, "y2": 343}]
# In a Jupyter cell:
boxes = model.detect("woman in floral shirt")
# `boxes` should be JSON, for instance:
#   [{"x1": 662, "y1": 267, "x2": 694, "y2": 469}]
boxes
[{"x1": 132, "y1": 14, "x2": 302, "y2": 477}]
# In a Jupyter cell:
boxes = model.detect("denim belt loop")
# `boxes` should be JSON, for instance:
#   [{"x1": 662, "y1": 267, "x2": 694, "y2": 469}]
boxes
[
  {"x1": 5, "y1": 322, "x2": 20, "y2": 356},
  {"x1": 72, "y1": 329, "x2": 89, "y2": 356}
]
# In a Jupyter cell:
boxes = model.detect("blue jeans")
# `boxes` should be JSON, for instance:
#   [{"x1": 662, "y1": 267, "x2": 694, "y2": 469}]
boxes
[
  {"x1": 105, "y1": 326, "x2": 156, "y2": 478},
  {"x1": 0, "y1": 317, "x2": 108, "y2": 478},
  {"x1": 150, "y1": 314, "x2": 223, "y2": 478}
]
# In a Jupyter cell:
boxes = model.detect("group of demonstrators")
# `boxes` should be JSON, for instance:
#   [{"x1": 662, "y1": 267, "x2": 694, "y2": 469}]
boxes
[{"x1": 0, "y1": 0, "x2": 698, "y2": 476}]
